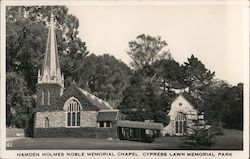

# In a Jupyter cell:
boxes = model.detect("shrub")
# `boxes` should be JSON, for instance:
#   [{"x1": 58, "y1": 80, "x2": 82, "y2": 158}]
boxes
[
  {"x1": 210, "y1": 122, "x2": 224, "y2": 135},
  {"x1": 24, "y1": 113, "x2": 35, "y2": 137},
  {"x1": 185, "y1": 128, "x2": 214, "y2": 146},
  {"x1": 141, "y1": 134, "x2": 154, "y2": 143}
]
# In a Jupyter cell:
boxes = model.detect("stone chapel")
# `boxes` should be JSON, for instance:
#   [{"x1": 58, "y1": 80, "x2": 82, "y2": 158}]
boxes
[{"x1": 33, "y1": 15, "x2": 118, "y2": 138}]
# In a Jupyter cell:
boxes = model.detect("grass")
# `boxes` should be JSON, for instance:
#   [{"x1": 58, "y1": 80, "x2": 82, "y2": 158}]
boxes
[
  {"x1": 6, "y1": 128, "x2": 24, "y2": 137},
  {"x1": 211, "y1": 129, "x2": 243, "y2": 150},
  {"x1": 6, "y1": 129, "x2": 243, "y2": 150},
  {"x1": 178, "y1": 129, "x2": 243, "y2": 150}
]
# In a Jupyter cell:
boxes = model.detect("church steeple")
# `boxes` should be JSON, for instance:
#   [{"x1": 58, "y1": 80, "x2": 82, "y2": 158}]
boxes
[
  {"x1": 36, "y1": 13, "x2": 64, "y2": 106},
  {"x1": 38, "y1": 13, "x2": 64, "y2": 89}
]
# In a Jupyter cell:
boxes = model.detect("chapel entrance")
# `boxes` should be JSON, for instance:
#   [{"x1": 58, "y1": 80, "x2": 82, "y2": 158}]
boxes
[{"x1": 175, "y1": 112, "x2": 186, "y2": 136}]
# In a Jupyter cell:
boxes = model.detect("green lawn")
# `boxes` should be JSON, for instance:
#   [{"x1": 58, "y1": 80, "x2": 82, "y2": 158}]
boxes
[
  {"x1": 6, "y1": 129, "x2": 243, "y2": 150},
  {"x1": 211, "y1": 129, "x2": 243, "y2": 150},
  {"x1": 174, "y1": 129, "x2": 243, "y2": 150},
  {"x1": 6, "y1": 128, "x2": 24, "y2": 137}
]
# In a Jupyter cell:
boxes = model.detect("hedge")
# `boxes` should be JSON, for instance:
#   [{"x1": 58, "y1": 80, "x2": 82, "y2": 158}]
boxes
[{"x1": 34, "y1": 127, "x2": 97, "y2": 138}]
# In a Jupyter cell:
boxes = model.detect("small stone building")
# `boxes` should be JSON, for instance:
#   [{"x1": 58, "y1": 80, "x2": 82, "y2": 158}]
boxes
[
  {"x1": 96, "y1": 110, "x2": 119, "y2": 138},
  {"x1": 34, "y1": 15, "x2": 117, "y2": 138},
  {"x1": 163, "y1": 94, "x2": 199, "y2": 136}
]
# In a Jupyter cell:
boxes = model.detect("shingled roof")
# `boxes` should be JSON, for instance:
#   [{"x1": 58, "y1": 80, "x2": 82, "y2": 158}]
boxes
[
  {"x1": 116, "y1": 120, "x2": 163, "y2": 130},
  {"x1": 78, "y1": 88, "x2": 113, "y2": 110},
  {"x1": 97, "y1": 110, "x2": 119, "y2": 122},
  {"x1": 35, "y1": 83, "x2": 113, "y2": 112},
  {"x1": 181, "y1": 92, "x2": 198, "y2": 109}
]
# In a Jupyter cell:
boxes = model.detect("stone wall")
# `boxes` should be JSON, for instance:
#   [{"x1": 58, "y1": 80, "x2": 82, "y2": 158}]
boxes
[
  {"x1": 35, "y1": 111, "x2": 66, "y2": 128},
  {"x1": 36, "y1": 83, "x2": 62, "y2": 107},
  {"x1": 80, "y1": 111, "x2": 97, "y2": 127},
  {"x1": 34, "y1": 109, "x2": 117, "y2": 138},
  {"x1": 35, "y1": 111, "x2": 97, "y2": 128}
]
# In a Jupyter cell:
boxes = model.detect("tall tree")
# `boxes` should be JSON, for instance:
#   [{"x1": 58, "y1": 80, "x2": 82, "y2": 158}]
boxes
[
  {"x1": 182, "y1": 55, "x2": 215, "y2": 106},
  {"x1": 6, "y1": 6, "x2": 88, "y2": 128},
  {"x1": 203, "y1": 79, "x2": 243, "y2": 132},
  {"x1": 6, "y1": 6, "x2": 88, "y2": 93},
  {"x1": 6, "y1": 72, "x2": 35, "y2": 128},
  {"x1": 203, "y1": 79, "x2": 230, "y2": 134},
  {"x1": 119, "y1": 65, "x2": 169, "y2": 125},
  {"x1": 76, "y1": 54, "x2": 132, "y2": 108},
  {"x1": 223, "y1": 83, "x2": 243, "y2": 130},
  {"x1": 153, "y1": 59, "x2": 185, "y2": 92},
  {"x1": 127, "y1": 34, "x2": 171, "y2": 70}
]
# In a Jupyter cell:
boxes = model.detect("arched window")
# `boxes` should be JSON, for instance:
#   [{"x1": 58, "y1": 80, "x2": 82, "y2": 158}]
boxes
[
  {"x1": 45, "y1": 117, "x2": 49, "y2": 127},
  {"x1": 41, "y1": 91, "x2": 45, "y2": 105},
  {"x1": 175, "y1": 112, "x2": 186, "y2": 135},
  {"x1": 66, "y1": 99, "x2": 81, "y2": 127},
  {"x1": 47, "y1": 90, "x2": 50, "y2": 105}
]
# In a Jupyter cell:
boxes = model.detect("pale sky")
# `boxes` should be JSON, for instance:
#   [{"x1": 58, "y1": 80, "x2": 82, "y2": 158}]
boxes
[{"x1": 68, "y1": 4, "x2": 247, "y2": 85}]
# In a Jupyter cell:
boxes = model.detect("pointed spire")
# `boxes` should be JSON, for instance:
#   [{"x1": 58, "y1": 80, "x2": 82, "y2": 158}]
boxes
[{"x1": 38, "y1": 13, "x2": 63, "y2": 90}]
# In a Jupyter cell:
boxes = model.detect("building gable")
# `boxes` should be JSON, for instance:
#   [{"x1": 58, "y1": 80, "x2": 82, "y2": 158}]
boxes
[
  {"x1": 55, "y1": 83, "x2": 101, "y2": 111},
  {"x1": 35, "y1": 82, "x2": 113, "y2": 112},
  {"x1": 167, "y1": 94, "x2": 197, "y2": 120}
]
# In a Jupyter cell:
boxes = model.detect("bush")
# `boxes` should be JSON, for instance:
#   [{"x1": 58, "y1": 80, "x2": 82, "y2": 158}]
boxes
[
  {"x1": 196, "y1": 129, "x2": 214, "y2": 146},
  {"x1": 210, "y1": 122, "x2": 224, "y2": 135},
  {"x1": 164, "y1": 133, "x2": 171, "y2": 137},
  {"x1": 185, "y1": 128, "x2": 214, "y2": 146},
  {"x1": 34, "y1": 127, "x2": 97, "y2": 138},
  {"x1": 24, "y1": 113, "x2": 35, "y2": 137},
  {"x1": 141, "y1": 134, "x2": 154, "y2": 143}
]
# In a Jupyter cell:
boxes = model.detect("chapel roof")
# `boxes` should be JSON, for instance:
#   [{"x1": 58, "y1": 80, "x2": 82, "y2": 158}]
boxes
[
  {"x1": 97, "y1": 110, "x2": 119, "y2": 122},
  {"x1": 178, "y1": 92, "x2": 198, "y2": 109},
  {"x1": 35, "y1": 82, "x2": 113, "y2": 112},
  {"x1": 78, "y1": 88, "x2": 113, "y2": 110},
  {"x1": 116, "y1": 120, "x2": 163, "y2": 130}
]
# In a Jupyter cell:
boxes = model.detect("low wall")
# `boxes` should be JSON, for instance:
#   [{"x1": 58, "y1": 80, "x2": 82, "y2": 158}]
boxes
[{"x1": 34, "y1": 127, "x2": 97, "y2": 138}]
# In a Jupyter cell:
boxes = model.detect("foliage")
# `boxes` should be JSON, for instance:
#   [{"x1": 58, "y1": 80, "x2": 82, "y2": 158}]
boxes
[
  {"x1": 6, "y1": 6, "x2": 88, "y2": 128},
  {"x1": 153, "y1": 59, "x2": 185, "y2": 91},
  {"x1": 153, "y1": 110, "x2": 170, "y2": 126},
  {"x1": 127, "y1": 34, "x2": 171, "y2": 70},
  {"x1": 6, "y1": 72, "x2": 35, "y2": 128},
  {"x1": 204, "y1": 80, "x2": 243, "y2": 131},
  {"x1": 223, "y1": 83, "x2": 243, "y2": 130},
  {"x1": 75, "y1": 54, "x2": 132, "y2": 108},
  {"x1": 185, "y1": 128, "x2": 214, "y2": 146},
  {"x1": 34, "y1": 127, "x2": 97, "y2": 138},
  {"x1": 119, "y1": 65, "x2": 169, "y2": 125},
  {"x1": 203, "y1": 79, "x2": 229, "y2": 134},
  {"x1": 24, "y1": 113, "x2": 35, "y2": 137},
  {"x1": 183, "y1": 55, "x2": 215, "y2": 107},
  {"x1": 6, "y1": 6, "x2": 88, "y2": 93},
  {"x1": 6, "y1": 6, "x2": 243, "y2": 134}
]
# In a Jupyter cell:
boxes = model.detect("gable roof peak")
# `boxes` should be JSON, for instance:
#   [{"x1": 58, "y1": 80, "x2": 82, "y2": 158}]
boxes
[{"x1": 175, "y1": 92, "x2": 196, "y2": 108}]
